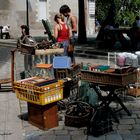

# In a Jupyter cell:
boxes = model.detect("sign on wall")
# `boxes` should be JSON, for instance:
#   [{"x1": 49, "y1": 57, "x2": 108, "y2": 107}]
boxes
[{"x1": 88, "y1": 0, "x2": 95, "y2": 18}]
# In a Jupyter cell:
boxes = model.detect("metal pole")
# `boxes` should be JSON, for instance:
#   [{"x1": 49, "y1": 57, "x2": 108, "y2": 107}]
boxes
[
  {"x1": 26, "y1": 0, "x2": 29, "y2": 27},
  {"x1": 11, "y1": 50, "x2": 15, "y2": 90}
]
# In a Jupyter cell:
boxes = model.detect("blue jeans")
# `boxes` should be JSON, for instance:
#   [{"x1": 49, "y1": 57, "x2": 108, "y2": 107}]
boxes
[
  {"x1": 61, "y1": 40, "x2": 69, "y2": 56},
  {"x1": 61, "y1": 40, "x2": 75, "y2": 63}
]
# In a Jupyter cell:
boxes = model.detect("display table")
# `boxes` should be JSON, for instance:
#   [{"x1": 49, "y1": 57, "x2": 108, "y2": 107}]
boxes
[{"x1": 81, "y1": 69, "x2": 137, "y2": 123}]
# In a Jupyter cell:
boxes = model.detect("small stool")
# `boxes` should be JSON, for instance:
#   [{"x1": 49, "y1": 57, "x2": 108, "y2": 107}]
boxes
[{"x1": 0, "y1": 78, "x2": 12, "y2": 92}]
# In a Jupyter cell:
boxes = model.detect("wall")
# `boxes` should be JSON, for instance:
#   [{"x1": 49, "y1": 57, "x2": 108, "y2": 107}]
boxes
[
  {"x1": 47, "y1": 0, "x2": 96, "y2": 36},
  {"x1": 0, "y1": 0, "x2": 43, "y2": 38},
  {"x1": 47, "y1": 0, "x2": 78, "y2": 30},
  {"x1": 0, "y1": 0, "x2": 96, "y2": 38}
]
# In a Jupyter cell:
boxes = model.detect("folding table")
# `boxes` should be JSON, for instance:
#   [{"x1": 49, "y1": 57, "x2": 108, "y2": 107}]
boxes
[{"x1": 81, "y1": 69, "x2": 137, "y2": 123}]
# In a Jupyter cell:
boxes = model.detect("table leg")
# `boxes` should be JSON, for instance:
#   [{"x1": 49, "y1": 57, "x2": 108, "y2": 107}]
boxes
[
  {"x1": 92, "y1": 85, "x2": 119, "y2": 123},
  {"x1": 113, "y1": 93, "x2": 131, "y2": 116},
  {"x1": 92, "y1": 84, "x2": 131, "y2": 122},
  {"x1": 107, "y1": 106, "x2": 119, "y2": 123}
]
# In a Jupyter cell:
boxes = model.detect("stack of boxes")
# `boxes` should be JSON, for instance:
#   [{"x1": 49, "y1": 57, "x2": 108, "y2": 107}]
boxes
[
  {"x1": 53, "y1": 56, "x2": 81, "y2": 99},
  {"x1": 14, "y1": 63, "x2": 64, "y2": 130}
]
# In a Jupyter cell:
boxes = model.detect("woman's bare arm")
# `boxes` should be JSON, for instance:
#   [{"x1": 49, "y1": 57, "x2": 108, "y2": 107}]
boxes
[{"x1": 53, "y1": 24, "x2": 59, "y2": 39}]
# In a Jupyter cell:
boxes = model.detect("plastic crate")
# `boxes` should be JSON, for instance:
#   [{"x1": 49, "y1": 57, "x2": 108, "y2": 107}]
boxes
[
  {"x1": 53, "y1": 56, "x2": 71, "y2": 69},
  {"x1": 13, "y1": 80, "x2": 64, "y2": 105}
]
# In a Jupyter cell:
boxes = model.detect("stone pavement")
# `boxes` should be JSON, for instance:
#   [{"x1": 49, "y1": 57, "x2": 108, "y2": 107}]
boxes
[
  {"x1": 0, "y1": 91, "x2": 24, "y2": 140},
  {"x1": 1, "y1": 78, "x2": 140, "y2": 140},
  {"x1": 0, "y1": 38, "x2": 140, "y2": 140},
  {"x1": 20, "y1": 96, "x2": 140, "y2": 140}
]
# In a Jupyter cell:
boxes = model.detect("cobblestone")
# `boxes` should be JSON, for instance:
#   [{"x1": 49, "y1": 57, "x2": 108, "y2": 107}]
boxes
[
  {"x1": 121, "y1": 134, "x2": 138, "y2": 140},
  {"x1": 122, "y1": 114, "x2": 137, "y2": 119},
  {"x1": 119, "y1": 119, "x2": 135, "y2": 125},
  {"x1": 131, "y1": 128, "x2": 140, "y2": 135},
  {"x1": 135, "y1": 119, "x2": 140, "y2": 123},
  {"x1": 71, "y1": 135, "x2": 87, "y2": 140},
  {"x1": 54, "y1": 130, "x2": 69, "y2": 135},
  {"x1": 55, "y1": 135, "x2": 71, "y2": 140},
  {"x1": 117, "y1": 130, "x2": 131, "y2": 135},
  {"x1": 88, "y1": 135, "x2": 105, "y2": 140},
  {"x1": 39, "y1": 134, "x2": 56, "y2": 140},
  {"x1": 132, "y1": 124, "x2": 140, "y2": 129},
  {"x1": 106, "y1": 132, "x2": 122, "y2": 140},
  {"x1": 118, "y1": 124, "x2": 133, "y2": 130},
  {"x1": 69, "y1": 130, "x2": 85, "y2": 135}
]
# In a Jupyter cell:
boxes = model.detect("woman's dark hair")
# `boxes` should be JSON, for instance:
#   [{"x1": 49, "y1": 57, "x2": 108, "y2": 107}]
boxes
[
  {"x1": 20, "y1": 25, "x2": 29, "y2": 35},
  {"x1": 59, "y1": 5, "x2": 71, "y2": 14}
]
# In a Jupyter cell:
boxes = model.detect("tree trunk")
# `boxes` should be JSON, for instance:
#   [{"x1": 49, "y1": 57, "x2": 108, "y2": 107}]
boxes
[{"x1": 78, "y1": 0, "x2": 87, "y2": 44}]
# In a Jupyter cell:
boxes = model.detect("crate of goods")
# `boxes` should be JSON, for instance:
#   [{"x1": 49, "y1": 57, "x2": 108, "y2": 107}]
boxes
[
  {"x1": 18, "y1": 36, "x2": 64, "y2": 55},
  {"x1": 81, "y1": 67, "x2": 137, "y2": 86},
  {"x1": 127, "y1": 83, "x2": 140, "y2": 97},
  {"x1": 13, "y1": 77, "x2": 64, "y2": 105},
  {"x1": 65, "y1": 101, "x2": 93, "y2": 127},
  {"x1": 35, "y1": 63, "x2": 54, "y2": 79},
  {"x1": 54, "y1": 64, "x2": 81, "y2": 79}
]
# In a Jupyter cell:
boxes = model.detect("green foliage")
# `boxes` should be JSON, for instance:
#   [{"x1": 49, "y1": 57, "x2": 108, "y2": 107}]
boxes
[{"x1": 96, "y1": 0, "x2": 140, "y2": 26}]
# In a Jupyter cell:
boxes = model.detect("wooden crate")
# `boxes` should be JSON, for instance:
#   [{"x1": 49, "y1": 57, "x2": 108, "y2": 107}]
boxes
[
  {"x1": 54, "y1": 64, "x2": 81, "y2": 79},
  {"x1": 127, "y1": 85, "x2": 140, "y2": 97},
  {"x1": 27, "y1": 102, "x2": 58, "y2": 130}
]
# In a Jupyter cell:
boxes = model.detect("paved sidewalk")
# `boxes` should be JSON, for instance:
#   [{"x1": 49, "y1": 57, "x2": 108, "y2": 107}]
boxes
[
  {"x1": 0, "y1": 91, "x2": 24, "y2": 140},
  {"x1": 1, "y1": 90, "x2": 140, "y2": 140}
]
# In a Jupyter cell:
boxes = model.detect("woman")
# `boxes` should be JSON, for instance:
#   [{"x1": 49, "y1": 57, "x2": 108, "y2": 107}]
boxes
[{"x1": 54, "y1": 13, "x2": 71, "y2": 57}]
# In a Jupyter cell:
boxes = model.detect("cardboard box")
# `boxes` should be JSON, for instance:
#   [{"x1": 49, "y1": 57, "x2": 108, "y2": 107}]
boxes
[{"x1": 127, "y1": 85, "x2": 140, "y2": 97}]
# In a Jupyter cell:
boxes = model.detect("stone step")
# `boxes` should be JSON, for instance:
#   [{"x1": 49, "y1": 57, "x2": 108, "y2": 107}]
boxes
[
  {"x1": 0, "y1": 39, "x2": 17, "y2": 48},
  {"x1": 0, "y1": 39, "x2": 126, "y2": 61}
]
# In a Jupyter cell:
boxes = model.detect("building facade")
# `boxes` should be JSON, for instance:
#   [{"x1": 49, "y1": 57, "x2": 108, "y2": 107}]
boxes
[{"x1": 0, "y1": 0, "x2": 95, "y2": 38}]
